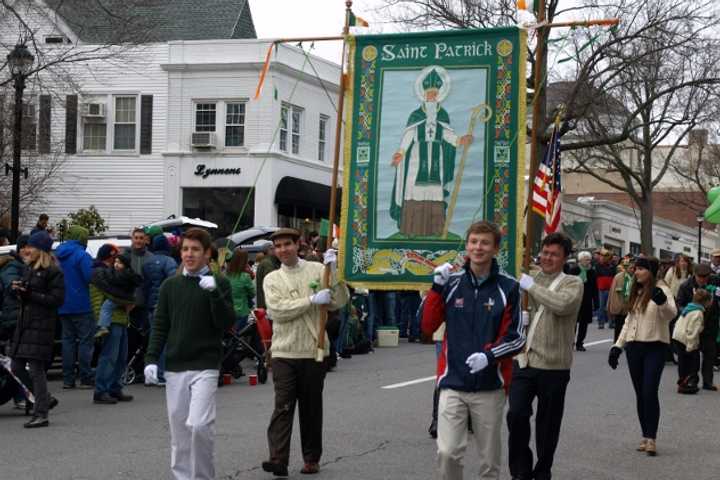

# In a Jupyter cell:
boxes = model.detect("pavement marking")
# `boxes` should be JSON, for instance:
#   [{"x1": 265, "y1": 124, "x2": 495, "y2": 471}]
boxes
[
  {"x1": 381, "y1": 375, "x2": 436, "y2": 389},
  {"x1": 382, "y1": 338, "x2": 613, "y2": 390}
]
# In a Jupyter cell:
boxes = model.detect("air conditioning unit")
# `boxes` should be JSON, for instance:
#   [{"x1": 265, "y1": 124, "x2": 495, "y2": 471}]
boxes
[
  {"x1": 81, "y1": 102, "x2": 106, "y2": 118},
  {"x1": 191, "y1": 132, "x2": 217, "y2": 148}
]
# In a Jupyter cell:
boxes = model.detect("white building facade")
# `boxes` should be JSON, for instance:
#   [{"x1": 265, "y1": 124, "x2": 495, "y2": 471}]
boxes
[
  {"x1": 2, "y1": 2, "x2": 341, "y2": 238},
  {"x1": 563, "y1": 197, "x2": 718, "y2": 261}
]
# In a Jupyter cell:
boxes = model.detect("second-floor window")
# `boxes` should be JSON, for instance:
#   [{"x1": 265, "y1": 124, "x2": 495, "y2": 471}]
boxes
[
  {"x1": 318, "y1": 114, "x2": 329, "y2": 162},
  {"x1": 195, "y1": 103, "x2": 216, "y2": 132},
  {"x1": 225, "y1": 102, "x2": 245, "y2": 147},
  {"x1": 114, "y1": 96, "x2": 136, "y2": 150},
  {"x1": 280, "y1": 103, "x2": 302, "y2": 154}
]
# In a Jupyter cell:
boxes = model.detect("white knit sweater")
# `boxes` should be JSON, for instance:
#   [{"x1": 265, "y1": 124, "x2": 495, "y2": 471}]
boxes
[{"x1": 263, "y1": 259, "x2": 349, "y2": 359}]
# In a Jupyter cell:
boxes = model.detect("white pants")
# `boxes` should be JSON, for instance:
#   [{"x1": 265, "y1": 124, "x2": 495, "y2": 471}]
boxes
[
  {"x1": 165, "y1": 370, "x2": 219, "y2": 480},
  {"x1": 437, "y1": 388, "x2": 505, "y2": 480}
]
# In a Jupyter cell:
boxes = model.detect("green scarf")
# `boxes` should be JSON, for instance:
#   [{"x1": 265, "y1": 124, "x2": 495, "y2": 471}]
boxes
[
  {"x1": 578, "y1": 265, "x2": 589, "y2": 283},
  {"x1": 622, "y1": 273, "x2": 632, "y2": 300}
]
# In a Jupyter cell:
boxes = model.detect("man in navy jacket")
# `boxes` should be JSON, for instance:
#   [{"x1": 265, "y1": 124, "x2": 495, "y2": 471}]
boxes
[{"x1": 423, "y1": 221, "x2": 524, "y2": 480}]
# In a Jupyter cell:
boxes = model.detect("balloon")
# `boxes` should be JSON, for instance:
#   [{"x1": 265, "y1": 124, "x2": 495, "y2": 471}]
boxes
[{"x1": 704, "y1": 186, "x2": 720, "y2": 224}]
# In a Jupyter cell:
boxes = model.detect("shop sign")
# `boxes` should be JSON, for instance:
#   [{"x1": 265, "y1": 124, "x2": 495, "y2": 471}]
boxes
[{"x1": 194, "y1": 164, "x2": 242, "y2": 179}]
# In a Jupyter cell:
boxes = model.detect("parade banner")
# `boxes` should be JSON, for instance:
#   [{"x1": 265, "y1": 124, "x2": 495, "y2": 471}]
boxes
[{"x1": 339, "y1": 27, "x2": 526, "y2": 289}]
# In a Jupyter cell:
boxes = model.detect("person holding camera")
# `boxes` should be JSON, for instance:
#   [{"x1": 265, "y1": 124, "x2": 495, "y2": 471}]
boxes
[
  {"x1": 9, "y1": 231, "x2": 65, "y2": 428},
  {"x1": 608, "y1": 256, "x2": 677, "y2": 456}
]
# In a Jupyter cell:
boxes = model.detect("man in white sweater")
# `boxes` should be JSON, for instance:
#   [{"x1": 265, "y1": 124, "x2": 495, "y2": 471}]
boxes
[{"x1": 260, "y1": 228, "x2": 348, "y2": 477}]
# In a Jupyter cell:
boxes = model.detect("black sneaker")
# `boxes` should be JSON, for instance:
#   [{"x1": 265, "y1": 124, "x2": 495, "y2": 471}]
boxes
[
  {"x1": 93, "y1": 393, "x2": 118, "y2": 404},
  {"x1": 110, "y1": 392, "x2": 134, "y2": 402},
  {"x1": 262, "y1": 461, "x2": 288, "y2": 477},
  {"x1": 24, "y1": 416, "x2": 49, "y2": 428},
  {"x1": 78, "y1": 381, "x2": 95, "y2": 390},
  {"x1": 62, "y1": 383, "x2": 76, "y2": 390},
  {"x1": 49, "y1": 396, "x2": 59, "y2": 410}
]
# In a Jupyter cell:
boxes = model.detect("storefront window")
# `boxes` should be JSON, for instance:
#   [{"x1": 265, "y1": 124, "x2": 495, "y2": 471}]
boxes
[{"x1": 182, "y1": 187, "x2": 254, "y2": 238}]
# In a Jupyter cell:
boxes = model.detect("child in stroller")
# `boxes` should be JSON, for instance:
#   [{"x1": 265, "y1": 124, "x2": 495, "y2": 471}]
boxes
[{"x1": 219, "y1": 308, "x2": 271, "y2": 386}]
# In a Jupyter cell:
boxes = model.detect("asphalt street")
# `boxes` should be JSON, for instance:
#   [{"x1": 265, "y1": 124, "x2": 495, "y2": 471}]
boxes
[{"x1": 2, "y1": 327, "x2": 720, "y2": 480}]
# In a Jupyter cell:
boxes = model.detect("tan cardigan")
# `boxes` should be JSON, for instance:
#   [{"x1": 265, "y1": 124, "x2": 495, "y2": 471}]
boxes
[
  {"x1": 607, "y1": 272, "x2": 631, "y2": 316},
  {"x1": 614, "y1": 283, "x2": 677, "y2": 348},
  {"x1": 517, "y1": 271, "x2": 584, "y2": 370}
]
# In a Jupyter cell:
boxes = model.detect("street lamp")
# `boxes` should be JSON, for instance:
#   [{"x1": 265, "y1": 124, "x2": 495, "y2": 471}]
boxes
[
  {"x1": 697, "y1": 213, "x2": 705, "y2": 264},
  {"x1": 6, "y1": 44, "x2": 34, "y2": 243}
]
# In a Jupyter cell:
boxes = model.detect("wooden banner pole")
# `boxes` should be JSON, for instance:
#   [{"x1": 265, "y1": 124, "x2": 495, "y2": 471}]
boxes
[{"x1": 316, "y1": 0, "x2": 352, "y2": 362}]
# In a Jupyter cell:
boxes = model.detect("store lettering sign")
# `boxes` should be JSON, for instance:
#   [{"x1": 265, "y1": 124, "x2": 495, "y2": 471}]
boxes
[{"x1": 194, "y1": 164, "x2": 242, "y2": 179}]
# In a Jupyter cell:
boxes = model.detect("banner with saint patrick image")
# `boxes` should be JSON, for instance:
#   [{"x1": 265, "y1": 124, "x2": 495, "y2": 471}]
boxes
[{"x1": 339, "y1": 27, "x2": 526, "y2": 289}]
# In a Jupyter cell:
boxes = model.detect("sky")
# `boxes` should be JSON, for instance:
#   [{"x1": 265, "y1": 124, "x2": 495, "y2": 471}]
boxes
[{"x1": 248, "y1": 0, "x2": 391, "y2": 64}]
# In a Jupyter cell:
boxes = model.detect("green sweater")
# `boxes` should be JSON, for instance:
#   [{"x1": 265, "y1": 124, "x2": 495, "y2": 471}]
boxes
[
  {"x1": 145, "y1": 273, "x2": 236, "y2": 372},
  {"x1": 228, "y1": 271, "x2": 255, "y2": 317}
]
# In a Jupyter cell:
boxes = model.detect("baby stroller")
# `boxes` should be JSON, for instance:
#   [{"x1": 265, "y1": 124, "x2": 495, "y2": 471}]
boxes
[
  {"x1": 220, "y1": 308, "x2": 272, "y2": 385},
  {"x1": 0, "y1": 350, "x2": 36, "y2": 415},
  {"x1": 121, "y1": 317, "x2": 150, "y2": 386}
]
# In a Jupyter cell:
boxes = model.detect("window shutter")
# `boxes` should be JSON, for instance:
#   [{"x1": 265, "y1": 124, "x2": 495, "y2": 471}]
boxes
[
  {"x1": 39, "y1": 94, "x2": 51, "y2": 153},
  {"x1": 65, "y1": 94, "x2": 77, "y2": 154},
  {"x1": 140, "y1": 95, "x2": 153, "y2": 154}
]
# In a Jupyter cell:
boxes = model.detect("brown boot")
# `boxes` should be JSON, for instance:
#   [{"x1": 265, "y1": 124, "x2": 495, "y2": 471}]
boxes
[
  {"x1": 645, "y1": 439, "x2": 657, "y2": 456},
  {"x1": 636, "y1": 438, "x2": 647, "y2": 452}
]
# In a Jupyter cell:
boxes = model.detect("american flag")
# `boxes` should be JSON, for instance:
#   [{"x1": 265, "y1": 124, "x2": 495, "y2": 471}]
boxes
[{"x1": 531, "y1": 124, "x2": 562, "y2": 233}]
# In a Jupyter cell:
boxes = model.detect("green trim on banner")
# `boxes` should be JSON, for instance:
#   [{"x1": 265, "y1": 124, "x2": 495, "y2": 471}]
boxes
[{"x1": 338, "y1": 28, "x2": 526, "y2": 289}]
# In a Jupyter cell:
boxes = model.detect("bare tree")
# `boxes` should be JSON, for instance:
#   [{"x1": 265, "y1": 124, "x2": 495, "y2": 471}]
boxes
[
  {"x1": 0, "y1": 0, "x2": 155, "y2": 226},
  {"x1": 564, "y1": 1, "x2": 720, "y2": 252}
]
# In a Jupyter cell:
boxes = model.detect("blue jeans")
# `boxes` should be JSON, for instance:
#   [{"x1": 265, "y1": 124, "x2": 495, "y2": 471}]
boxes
[
  {"x1": 61, "y1": 313, "x2": 96, "y2": 386},
  {"x1": 95, "y1": 323, "x2": 128, "y2": 395},
  {"x1": 99, "y1": 299, "x2": 116, "y2": 329},
  {"x1": 597, "y1": 290, "x2": 610, "y2": 327},
  {"x1": 397, "y1": 291, "x2": 421, "y2": 339},
  {"x1": 366, "y1": 291, "x2": 397, "y2": 342},
  {"x1": 235, "y1": 314, "x2": 249, "y2": 332}
]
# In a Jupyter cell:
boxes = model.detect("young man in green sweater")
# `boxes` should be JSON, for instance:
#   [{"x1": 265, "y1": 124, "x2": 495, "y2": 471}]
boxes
[
  {"x1": 261, "y1": 228, "x2": 348, "y2": 477},
  {"x1": 144, "y1": 227, "x2": 235, "y2": 480}
]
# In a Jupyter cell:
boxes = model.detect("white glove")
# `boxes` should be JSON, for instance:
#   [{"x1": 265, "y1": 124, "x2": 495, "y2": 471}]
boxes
[
  {"x1": 323, "y1": 248, "x2": 338, "y2": 266},
  {"x1": 519, "y1": 273, "x2": 535, "y2": 291},
  {"x1": 144, "y1": 364, "x2": 158, "y2": 384},
  {"x1": 466, "y1": 353, "x2": 489, "y2": 374},
  {"x1": 310, "y1": 289, "x2": 332, "y2": 305},
  {"x1": 199, "y1": 275, "x2": 216, "y2": 291},
  {"x1": 433, "y1": 263, "x2": 454, "y2": 286}
]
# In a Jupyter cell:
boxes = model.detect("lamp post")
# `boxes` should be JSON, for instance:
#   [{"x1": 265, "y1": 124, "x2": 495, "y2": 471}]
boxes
[
  {"x1": 697, "y1": 213, "x2": 705, "y2": 264},
  {"x1": 6, "y1": 44, "x2": 34, "y2": 243}
]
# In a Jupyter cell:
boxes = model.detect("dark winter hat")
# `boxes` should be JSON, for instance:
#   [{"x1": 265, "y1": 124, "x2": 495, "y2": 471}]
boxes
[
  {"x1": 66, "y1": 225, "x2": 89, "y2": 246},
  {"x1": 97, "y1": 243, "x2": 119, "y2": 262},
  {"x1": 16, "y1": 234, "x2": 29, "y2": 251},
  {"x1": 116, "y1": 252, "x2": 132, "y2": 269},
  {"x1": 28, "y1": 230, "x2": 53, "y2": 253},
  {"x1": 695, "y1": 263, "x2": 712, "y2": 277},
  {"x1": 634, "y1": 257, "x2": 659, "y2": 277},
  {"x1": 152, "y1": 234, "x2": 170, "y2": 253}
]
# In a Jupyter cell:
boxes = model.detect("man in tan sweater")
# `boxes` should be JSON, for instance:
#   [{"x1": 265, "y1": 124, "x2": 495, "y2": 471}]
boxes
[
  {"x1": 260, "y1": 228, "x2": 348, "y2": 477},
  {"x1": 507, "y1": 232, "x2": 584, "y2": 480}
]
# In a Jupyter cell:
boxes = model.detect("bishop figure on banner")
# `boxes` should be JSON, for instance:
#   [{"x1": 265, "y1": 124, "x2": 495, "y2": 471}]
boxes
[{"x1": 390, "y1": 66, "x2": 473, "y2": 238}]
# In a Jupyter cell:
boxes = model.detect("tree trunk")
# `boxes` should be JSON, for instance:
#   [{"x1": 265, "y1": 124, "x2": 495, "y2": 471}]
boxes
[{"x1": 639, "y1": 194, "x2": 654, "y2": 255}]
